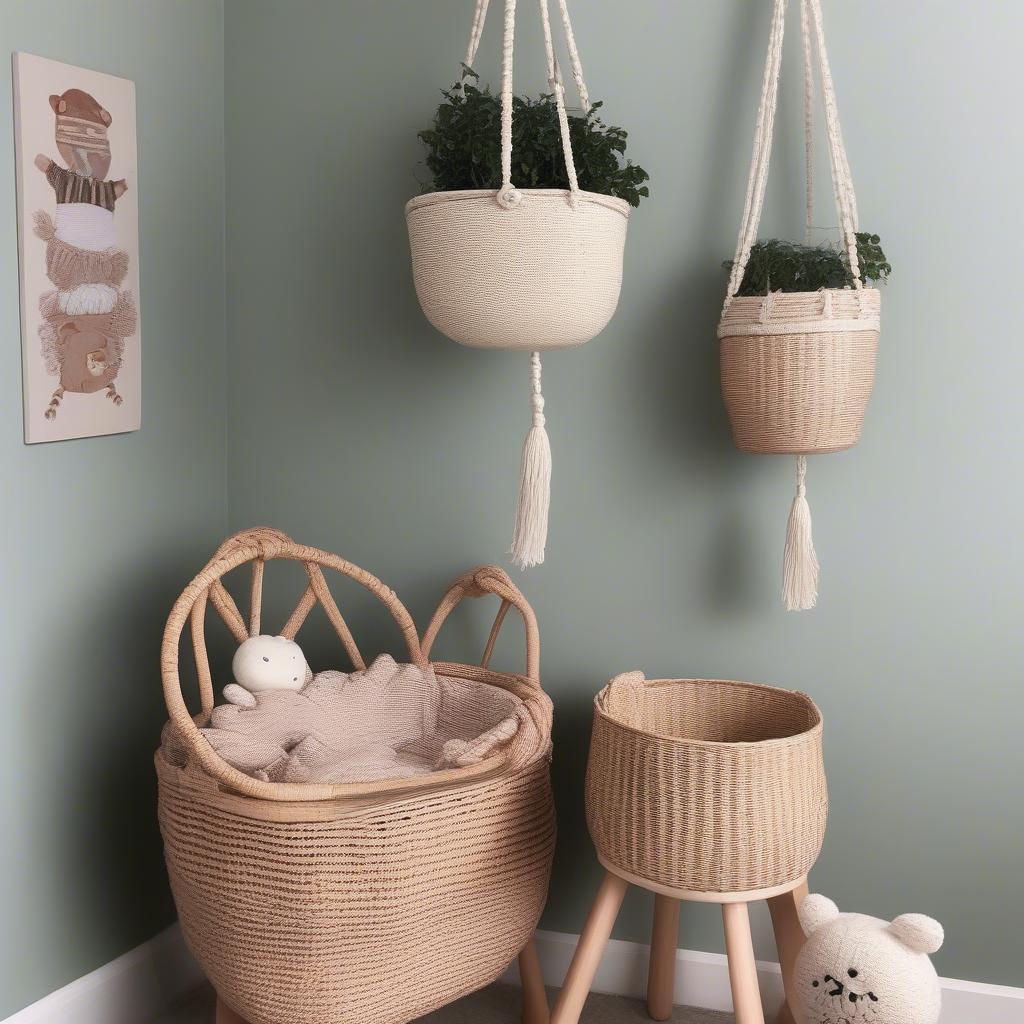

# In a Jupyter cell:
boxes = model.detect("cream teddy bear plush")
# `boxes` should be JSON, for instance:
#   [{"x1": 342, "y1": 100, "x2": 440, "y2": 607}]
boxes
[{"x1": 793, "y1": 894, "x2": 944, "y2": 1024}]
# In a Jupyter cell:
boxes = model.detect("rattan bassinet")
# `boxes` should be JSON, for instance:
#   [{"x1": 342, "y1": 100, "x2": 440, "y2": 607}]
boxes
[{"x1": 156, "y1": 529, "x2": 555, "y2": 1024}]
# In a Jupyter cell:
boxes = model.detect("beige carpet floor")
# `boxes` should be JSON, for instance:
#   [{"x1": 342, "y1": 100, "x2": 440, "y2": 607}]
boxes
[{"x1": 156, "y1": 983, "x2": 732, "y2": 1023}]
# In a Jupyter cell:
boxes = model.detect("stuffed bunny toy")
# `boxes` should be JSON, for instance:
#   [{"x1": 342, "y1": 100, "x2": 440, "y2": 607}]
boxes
[
  {"x1": 223, "y1": 634, "x2": 312, "y2": 707},
  {"x1": 793, "y1": 894, "x2": 944, "y2": 1024}
]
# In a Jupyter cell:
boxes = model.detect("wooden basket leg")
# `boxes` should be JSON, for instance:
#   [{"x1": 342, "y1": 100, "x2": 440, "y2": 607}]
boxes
[
  {"x1": 767, "y1": 879, "x2": 809, "y2": 1024},
  {"x1": 519, "y1": 937, "x2": 550, "y2": 1024},
  {"x1": 216, "y1": 996, "x2": 250, "y2": 1024},
  {"x1": 647, "y1": 894, "x2": 681, "y2": 1020},
  {"x1": 722, "y1": 902, "x2": 765, "y2": 1024},
  {"x1": 551, "y1": 871, "x2": 629, "y2": 1024}
]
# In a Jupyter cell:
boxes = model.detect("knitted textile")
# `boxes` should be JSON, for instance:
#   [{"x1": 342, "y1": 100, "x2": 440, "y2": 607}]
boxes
[
  {"x1": 192, "y1": 654, "x2": 525, "y2": 784},
  {"x1": 793, "y1": 895, "x2": 944, "y2": 1024}
]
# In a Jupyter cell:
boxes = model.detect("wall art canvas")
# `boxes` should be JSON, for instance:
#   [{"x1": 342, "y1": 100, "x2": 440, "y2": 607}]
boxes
[{"x1": 14, "y1": 52, "x2": 141, "y2": 443}]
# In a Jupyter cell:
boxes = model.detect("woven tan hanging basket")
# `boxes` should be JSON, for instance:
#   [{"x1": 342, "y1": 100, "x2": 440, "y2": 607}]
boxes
[
  {"x1": 719, "y1": 288, "x2": 879, "y2": 453},
  {"x1": 586, "y1": 672, "x2": 827, "y2": 896},
  {"x1": 406, "y1": 0, "x2": 629, "y2": 350},
  {"x1": 717, "y1": 0, "x2": 881, "y2": 609},
  {"x1": 719, "y1": 0, "x2": 879, "y2": 455},
  {"x1": 156, "y1": 528, "x2": 555, "y2": 1024}
]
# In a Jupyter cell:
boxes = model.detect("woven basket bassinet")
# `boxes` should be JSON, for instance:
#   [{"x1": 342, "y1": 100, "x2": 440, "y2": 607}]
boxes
[
  {"x1": 718, "y1": 288, "x2": 880, "y2": 454},
  {"x1": 406, "y1": 188, "x2": 630, "y2": 350},
  {"x1": 586, "y1": 673, "x2": 826, "y2": 895},
  {"x1": 156, "y1": 530, "x2": 555, "y2": 1024}
]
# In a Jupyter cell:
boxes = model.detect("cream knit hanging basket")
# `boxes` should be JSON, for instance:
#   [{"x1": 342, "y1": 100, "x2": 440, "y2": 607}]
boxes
[
  {"x1": 406, "y1": 0, "x2": 631, "y2": 569},
  {"x1": 156, "y1": 528, "x2": 555, "y2": 1024},
  {"x1": 585, "y1": 672, "x2": 827, "y2": 896},
  {"x1": 718, "y1": 0, "x2": 880, "y2": 609}
]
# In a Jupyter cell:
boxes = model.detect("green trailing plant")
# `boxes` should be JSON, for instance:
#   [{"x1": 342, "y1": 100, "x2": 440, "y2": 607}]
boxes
[
  {"x1": 725, "y1": 233, "x2": 892, "y2": 296},
  {"x1": 417, "y1": 67, "x2": 650, "y2": 207}
]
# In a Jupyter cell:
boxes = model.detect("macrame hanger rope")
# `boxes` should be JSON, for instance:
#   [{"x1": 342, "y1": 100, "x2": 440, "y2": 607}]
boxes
[
  {"x1": 498, "y1": 0, "x2": 517, "y2": 199},
  {"x1": 463, "y1": 0, "x2": 491, "y2": 69},
  {"x1": 510, "y1": 351, "x2": 552, "y2": 569},
  {"x1": 725, "y1": 0, "x2": 864, "y2": 304},
  {"x1": 800, "y1": 0, "x2": 815, "y2": 243},
  {"x1": 806, "y1": 0, "x2": 862, "y2": 284},
  {"x1": 556, "y1": 0, "x2": 591, "y2": 112},
  {"x1": 724, "y1": 0, "x2": 787, "y2": 302},
  {"x1": 539, "y1": 0, "x2": 580, "y2": 204}
]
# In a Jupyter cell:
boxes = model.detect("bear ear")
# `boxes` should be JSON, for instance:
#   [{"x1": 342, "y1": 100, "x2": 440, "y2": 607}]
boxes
[
  {"x1": 798, "y1": 894, "x2": 840, "y2": 937},
  {"x1": 888, "y1": 914, "x2": 944, "y2": 955},
  {"x1": 49, "y1": 94, "x2": 66, "y2": 113},
  {"x1": 99, "y1": 107, "x2": 112, "y2": 126}
]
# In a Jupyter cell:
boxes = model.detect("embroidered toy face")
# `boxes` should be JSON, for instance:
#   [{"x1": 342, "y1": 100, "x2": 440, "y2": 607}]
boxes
[
  {"x1": 50, "y1": 88, "x2": 112, "y2": 178},
  {"x1": 794, "y1": 895, "x2": 944, "y2": 1024},
  {"x1": 232, "y1": 634, "x2": 312, "y2": 694},
  {"x1": 86, "y1": 349, "x2": 107, "y2": 376}
]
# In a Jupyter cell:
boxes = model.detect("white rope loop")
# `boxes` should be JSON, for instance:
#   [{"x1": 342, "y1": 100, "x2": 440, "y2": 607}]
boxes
[
  {"x1": 460, "y1": 0, "x2": 589, "y2": 210},
  {"x1": 725, "y1": 0, "x2": 865, "y2": 303}
]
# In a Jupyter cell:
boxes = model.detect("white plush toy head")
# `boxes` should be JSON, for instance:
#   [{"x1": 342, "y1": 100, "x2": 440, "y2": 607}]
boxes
[
  {"x1": 232, "y1": 635, "x2": 311, "y2": 694},
  {"x1": 794, "y1": 895, "x2": 944, "y2": 1024}
]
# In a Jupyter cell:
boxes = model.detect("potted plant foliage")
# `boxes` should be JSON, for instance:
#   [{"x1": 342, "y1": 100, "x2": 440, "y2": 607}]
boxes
[
  {"x1": 405, "y1": 0, "x2": 649, "y2": 569},
  {"x1": 718, "y1": 0, "x2": 885, "y2": 609}
]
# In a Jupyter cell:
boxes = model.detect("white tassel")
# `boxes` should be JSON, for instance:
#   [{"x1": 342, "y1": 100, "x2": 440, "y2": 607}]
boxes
[
  {"x1": 782, "y1": 455, "x2": 819, "y2": 610},
  {"x1": 510, "y1": 351, "x2": 551, "y2": 570}
]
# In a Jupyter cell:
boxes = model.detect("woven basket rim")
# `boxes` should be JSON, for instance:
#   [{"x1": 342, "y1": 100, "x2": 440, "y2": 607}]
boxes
[
  {"x1": 593, "y1": 676, "x2": 823, "y2": 749},
  {"x1": 725, "y1": 286, "x2": 881, "y2": 301},
  {"x1": 405, "y1": 187, "x2": 631, "y2": 218},
  {"x1": 158, "y1": 659, "x2": 552, "y2": 817}
]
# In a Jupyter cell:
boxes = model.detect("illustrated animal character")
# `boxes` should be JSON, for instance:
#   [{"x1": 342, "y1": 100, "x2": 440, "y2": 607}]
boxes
[
  {"x1": 793, "y1": 894, "x2": 944, "y2": 1024},
  {"x1": 33, "y1": 87, "x2": 136, "y2": 421}
]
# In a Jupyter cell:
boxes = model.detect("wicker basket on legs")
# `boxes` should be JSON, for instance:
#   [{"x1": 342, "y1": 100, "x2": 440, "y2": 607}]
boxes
[{"x1": 585, "y1": 672, "x2": 826, "y2": 896}]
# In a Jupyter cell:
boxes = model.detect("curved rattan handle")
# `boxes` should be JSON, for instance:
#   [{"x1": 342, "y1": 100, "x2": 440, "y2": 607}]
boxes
[
  {"x1": 161, "y1": 533, "x2": 427, "y2": 802},
  {"x1": 420, "y1": 565, "x2": 540, "y2": 684}
]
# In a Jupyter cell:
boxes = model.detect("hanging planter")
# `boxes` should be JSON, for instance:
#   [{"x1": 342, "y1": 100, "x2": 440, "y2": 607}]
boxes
[
  {"x1": 718, "y1": 0, "x2": 887, "y2": 610},
  {"x1": 406, "y1": 0, "x2": 648, "y2": 568}
]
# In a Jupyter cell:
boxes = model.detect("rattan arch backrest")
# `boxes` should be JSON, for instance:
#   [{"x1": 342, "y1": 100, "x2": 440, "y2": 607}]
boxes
[{"x1": 161, "y1": 528, "x2": 540, "y2": 803}]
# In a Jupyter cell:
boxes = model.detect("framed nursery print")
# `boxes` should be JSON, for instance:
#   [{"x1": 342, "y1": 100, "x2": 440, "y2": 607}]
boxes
[{"x1": 13, "y1": 52, "x2": 141, "y2": 443}]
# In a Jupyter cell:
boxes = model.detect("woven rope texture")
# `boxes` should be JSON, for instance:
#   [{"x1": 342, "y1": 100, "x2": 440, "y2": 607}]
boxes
[
  {"x1": 585, "y1": 673, "x2": 827, "y2": 895},
  {"x1": 157, "y1": 529, "x2": 555, "y2": 1024}
]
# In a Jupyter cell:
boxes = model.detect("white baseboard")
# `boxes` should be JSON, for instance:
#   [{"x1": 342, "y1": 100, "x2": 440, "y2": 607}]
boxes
[
  {"x1": 3, "y1": 924, "x2": 202, "y2": 1024},
  {"x1": 5, "y1": 921, "x2": 1020, "y2": 1024},
  {"x1": 503, "y1": 928, "x2": 1024, "y2": 1024}
]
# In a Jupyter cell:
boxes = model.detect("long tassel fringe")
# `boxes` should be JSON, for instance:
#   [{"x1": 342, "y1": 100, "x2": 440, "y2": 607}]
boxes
[
  {"x1": 510, "y1": 352, "x2": 551, "y2": 570},
  {"x1": 783, "y1": 455, "x2": 819, "y2": 610}
]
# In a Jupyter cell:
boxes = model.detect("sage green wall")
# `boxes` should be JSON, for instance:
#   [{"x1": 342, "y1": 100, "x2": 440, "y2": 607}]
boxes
[
  {"x1": 224, "y1": 0, "x2": 1023, "y2": 988},
  {"x1": 0, "y1": 1, "x2": 227, "y2": 1018}
]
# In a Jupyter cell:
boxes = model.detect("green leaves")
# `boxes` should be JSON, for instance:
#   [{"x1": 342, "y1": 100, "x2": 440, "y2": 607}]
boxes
[
  {"x1": 725, "y1": 233, "x2": 892, "y2": 296},
  {"x1": 417, "y1": 70, "x2": 651, "y2": 207}
]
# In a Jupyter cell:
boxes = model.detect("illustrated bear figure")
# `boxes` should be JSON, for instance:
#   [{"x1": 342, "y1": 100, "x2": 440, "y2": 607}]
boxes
[
  {"x1": 793, "y1": 894, "x2": 944, "y2": 1024},
  {"x1": 33, "y1": 87, "x2": 137, "y2": 420}
]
